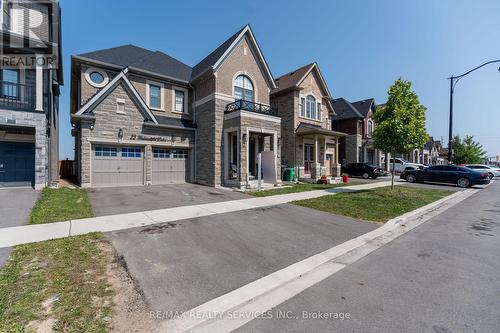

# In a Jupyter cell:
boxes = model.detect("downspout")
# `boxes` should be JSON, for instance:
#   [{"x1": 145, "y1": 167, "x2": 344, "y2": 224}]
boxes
[{"x1": 189, "y1": 83, "x2": 197, "y2": 183}]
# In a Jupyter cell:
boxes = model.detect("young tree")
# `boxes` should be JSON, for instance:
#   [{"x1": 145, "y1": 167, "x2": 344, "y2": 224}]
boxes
[
  {"x1": 373, "y1": 78, "x2": 429, "y2": 189},
  {"x1": 451, "y1": 135, "x2": 487, "y2": 164}
]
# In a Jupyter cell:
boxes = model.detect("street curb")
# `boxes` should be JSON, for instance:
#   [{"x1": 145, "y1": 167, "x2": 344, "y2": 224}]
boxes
[{"x1": 161, "y1": 187, "x2": 480, "y2": 333}]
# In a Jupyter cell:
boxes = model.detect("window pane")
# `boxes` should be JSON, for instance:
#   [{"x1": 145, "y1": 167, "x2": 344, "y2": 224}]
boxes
[
  {"x1": 234, "y1": 75, "x2": 254, "y2": 101},
  {"x1": 300, "y1": 98, "x2": 305, "y2": 117},
  {"x1": 317, "y1": 103, "x2": 321, "y2": 120},
  {"x1": 150, "y1": 85, "x2": 161, "y2": 108},
  {"x1": 175, "y1": 90, "x2": 185, "y2": 112}
]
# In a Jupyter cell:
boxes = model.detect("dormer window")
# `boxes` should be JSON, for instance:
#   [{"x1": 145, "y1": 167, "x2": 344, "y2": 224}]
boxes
[{"x1": 234, "y1": 75, "x2": 254, "y2": 102}]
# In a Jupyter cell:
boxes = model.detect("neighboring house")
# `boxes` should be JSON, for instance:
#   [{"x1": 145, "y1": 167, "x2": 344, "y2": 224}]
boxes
[
  {"x1": 270, "y1": 63, "x2": 344, "y2": 179},
  {"x1": 401, "y1": 137, "x2": 444, "y2": 165},
  {"x1": 70, "y1": 25, "x2": 280, "y2": 189},
  {"x1": 0, "y1": 0, "x2": 63, "y2": 189},
  {"x1": 332, "y1": 98, "x2": 384, "y2": 168}
]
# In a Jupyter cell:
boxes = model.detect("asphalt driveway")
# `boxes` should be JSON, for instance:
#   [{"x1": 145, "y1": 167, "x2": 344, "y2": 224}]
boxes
[
  {"x1": 0, "y1": 188, "x2": 39, "y2": 266},
  {"x1": 108, "y1": 204, "x2": 377, "y2": 314},
  {"x1": 87, "y1": 183, "x2": 249, "y2": 216}
]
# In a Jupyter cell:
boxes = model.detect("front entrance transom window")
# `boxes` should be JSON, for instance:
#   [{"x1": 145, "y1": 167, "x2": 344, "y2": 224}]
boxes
[{"x1": 234, "y1": 75, "x2": 254, "y2": 102}]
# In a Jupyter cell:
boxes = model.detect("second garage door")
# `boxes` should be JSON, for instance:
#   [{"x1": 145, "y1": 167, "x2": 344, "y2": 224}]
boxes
[
  {"x1": 152, "y1": 148, "x2": 189, "y2": 184},
  {"x1": 92, "y1": 146, "x2": 144, "y2": 187}
]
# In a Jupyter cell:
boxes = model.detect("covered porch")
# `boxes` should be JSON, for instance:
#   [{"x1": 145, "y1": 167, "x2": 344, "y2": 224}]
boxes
[{"x1": 295, "y1": 123, "x2": 345, "y2": 180}]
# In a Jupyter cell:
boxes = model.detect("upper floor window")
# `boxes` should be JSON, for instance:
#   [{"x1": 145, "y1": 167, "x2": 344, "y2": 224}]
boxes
[
  {"x1": 234, "y1": 75, "x2": 254, "y2": 102},
  {"x1": 174, "y1": 90, "x2": 185, "y2": 113},
  {"x1": 84, "y1": 67, "x2": 109, "y2": 88},
  {"x1": 300, "y1": 97, "x2": 305, "y2": 117},
  {"x1": 306, "y1": 95, "x2": 316, "y2": 120},
  {"x1": 1, "y1": 69, "x2": 19, "y2": 99},
  {"x1": 147, "y1": 81, "x2": 163, "y2": 110},
  {"x1": 367, "y1": 119, "x2": 374, "y2": 137}
]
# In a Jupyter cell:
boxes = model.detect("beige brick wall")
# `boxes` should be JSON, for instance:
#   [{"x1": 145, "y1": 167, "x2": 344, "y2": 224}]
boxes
[
  {"x1": 296, "y1": 70, "x2": 332, "y2": 130},
  {"x1": 215, "y1": 36, "x2": 271, "y2": 105}
]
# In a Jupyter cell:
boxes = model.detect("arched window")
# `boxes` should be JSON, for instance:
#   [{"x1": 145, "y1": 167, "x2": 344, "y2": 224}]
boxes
[
  {"x1": 306, "y1": 95, "x2": 316, "y2": 119},
  {"x1": 367, "y1": 119, "x2": 373, "y2": 137},
  {"x1": 234, "y1": 75, "x2": 254, "y2": 102}
]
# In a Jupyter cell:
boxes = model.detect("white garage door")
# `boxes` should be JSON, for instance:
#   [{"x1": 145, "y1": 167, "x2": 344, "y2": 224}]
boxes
[
  {"x1": 152, "y1": 148, "x2": 189, "y2": 184},
  {"x1": 92, "y1": 146, "x2": 144, "y2": 187}
]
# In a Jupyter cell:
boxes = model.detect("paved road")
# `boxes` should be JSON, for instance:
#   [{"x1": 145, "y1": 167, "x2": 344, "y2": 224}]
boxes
[
  {"x1": 238, "y1": 181, "x2": 500, "y2": 333},
  {"x1": 0, "y1": 188, "x2": 39, "y2": 266},
  {"x1": 108, "y1": 204, "x2": 376, "y2": 313}
]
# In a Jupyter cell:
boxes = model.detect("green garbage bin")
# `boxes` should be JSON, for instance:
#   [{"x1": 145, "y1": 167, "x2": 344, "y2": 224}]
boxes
[{"x1": 288, "y1": 167, "x2": 295, "y2": 182}]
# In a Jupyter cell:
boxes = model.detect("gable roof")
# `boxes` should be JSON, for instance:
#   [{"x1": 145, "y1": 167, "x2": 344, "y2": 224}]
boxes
[
  {"x1": 77, "y1": 44, "x2": 192, "y2": 82},
  {"x1": 73, "y1": 68, "x2": 158, "y2": 124},
  {"x1": 351, "y1": 98, "x2": 375, "y2": 117},
  {"x1": 332, "y1": 98, "x2": 376, "y2": 120},
  {"x1": 272, "y1": 63, "x2": 314, "y2": 94},
  {"x1": 331, "y1": 98, "x2": 363, "y2": 120},
  {"x1": 190, "y1": 25, "x2": 276, "y2": 88}
]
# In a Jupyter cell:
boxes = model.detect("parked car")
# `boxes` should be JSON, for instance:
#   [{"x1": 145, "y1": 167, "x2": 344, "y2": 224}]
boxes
[
  {"x1": 465, "y1": 164, "x2": 500, "y2": 179},
  {"x1": 342, "y1": 163, "x2": 384, "y2": 179},
  {"x1": 400, "y1": 165, "x2": 490, "y2": 188},
  {"x1": 389, "y1": 158, "x2": 425, "y2": 173}
]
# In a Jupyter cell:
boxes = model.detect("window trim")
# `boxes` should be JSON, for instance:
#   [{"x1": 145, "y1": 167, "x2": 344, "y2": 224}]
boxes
[
  {"x1": 232, "y1": 72, "x2": 256, "y2": 103},
  {"x1": 116, "y1": 98, "x2": 126, "y2": 114},
  {"x1": 146, "y1": 80, "x2": 165, "y2": 111},
  {"x1": 367, "y1": 119, "x2": 374, "y2": 138},
  {"x1": 84, "y1": 67, "x2": 109, "y2": 88},
  {"x1": 120, "y1": 147, "x2": 142, "y2": 158},
  {"x1": 172, "y1": 86, "x2": 188, "y2": 114}
]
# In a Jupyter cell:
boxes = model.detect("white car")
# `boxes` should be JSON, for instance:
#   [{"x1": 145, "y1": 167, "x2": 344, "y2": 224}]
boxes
[
  {"x1": 465, "y1": 164, "x2": 500, "y2": 179},
  {"x1": 389, "y1": 158, "x2": 425, "y2": 173}
]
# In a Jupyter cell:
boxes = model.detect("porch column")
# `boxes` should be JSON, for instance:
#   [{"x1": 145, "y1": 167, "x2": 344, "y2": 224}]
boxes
[{"x1": 36, "y1": 56, "x2": 44, "y2": 111}]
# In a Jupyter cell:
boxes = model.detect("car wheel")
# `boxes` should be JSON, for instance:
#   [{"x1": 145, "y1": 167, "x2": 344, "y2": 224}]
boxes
[
  {"x1": 406, "y1": 174, "x2": 416, "y2": 183},
  {"x1": 488, "y1": 173, "x2": 494, "y2": 179},
  {"x1": 362, "y1": 173, "x2": 370, "y2": 179},
  {"x1": 457, "y1": 178, "x2": 471, "y2": 188}
]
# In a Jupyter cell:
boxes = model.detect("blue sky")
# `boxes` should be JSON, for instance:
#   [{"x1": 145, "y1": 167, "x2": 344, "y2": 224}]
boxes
[{"x1": 59, "y1": 0, "x2": 500, "y2": 159}]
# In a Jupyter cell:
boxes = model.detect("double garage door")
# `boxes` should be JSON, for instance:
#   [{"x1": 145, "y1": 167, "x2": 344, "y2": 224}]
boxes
[
  {"x1": 0, "y1": 142, "x2": 35, "y2": 187},
  {"x1": 91, "y1": 145, "x2": 189, "y2": 187}
]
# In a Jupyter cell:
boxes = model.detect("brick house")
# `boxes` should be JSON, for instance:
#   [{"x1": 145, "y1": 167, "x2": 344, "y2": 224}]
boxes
[
  {"x1": 70, "y1": 25, "x2": 281, "y2": 189},
  {"x1": 0, "y1": 0, "x2": 63, "y2": 189},
  {"x1": 270, "y1": 63, "x2": 345, "y2": 179},
  {"x1": 332, "y1": 98, "x2": 385, "y2": 168}
]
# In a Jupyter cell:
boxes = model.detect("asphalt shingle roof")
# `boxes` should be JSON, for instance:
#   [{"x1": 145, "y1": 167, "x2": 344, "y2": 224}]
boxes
[
  {"x1": 272, "y1": 63, "x2": 314, "y2": 94},
  {"x1": 190, "y1": 26, "x2": 246, "y2": 80},
  {"x1": 350, "y1": 98, "x2": 375, "y2": 117},
  {"x1": 331, "y1": 98, "x2": 363, "y2": 120},
  {"x1": 78, "y1": 44, "x2": 192, "y2": 82}
]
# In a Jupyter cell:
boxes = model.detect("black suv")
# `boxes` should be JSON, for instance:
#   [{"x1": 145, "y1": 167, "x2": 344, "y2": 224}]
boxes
[{"x1": 342, "y1": 163, "x2": 384, "y2": 179}]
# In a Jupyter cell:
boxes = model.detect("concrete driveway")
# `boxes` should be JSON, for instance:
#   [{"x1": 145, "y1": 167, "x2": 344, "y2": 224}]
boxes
[
  {"x1": 0, "y1": 188, "x2": 39, "y2": 266},
  {"x1": 108, "y1": 204, "x2": 377, "y2": 314},
  {"x1": 87, "y1": 183, "x2": 249, "y2": 216}
]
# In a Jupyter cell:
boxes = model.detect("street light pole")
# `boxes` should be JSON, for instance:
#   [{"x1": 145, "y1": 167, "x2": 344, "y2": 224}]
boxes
[{"x1": 447, "y1": 59, "x2": 500, "y2": 163}]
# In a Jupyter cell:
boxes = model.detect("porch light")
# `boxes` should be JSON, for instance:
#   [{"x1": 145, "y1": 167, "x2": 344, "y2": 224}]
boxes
[
  {"x1": 118, "y1": 128, "x2": 123, "y2": 139},
  {"x1": 242, "y1": 133, "x2": 247, "y2": 141}
]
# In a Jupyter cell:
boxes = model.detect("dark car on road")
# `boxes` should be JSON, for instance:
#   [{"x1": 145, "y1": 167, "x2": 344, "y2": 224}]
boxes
[
  {"x1": 342, "y1": 163, "x2": 385, "y2": 179},
  {"x1": 400, "y1": 165, "x2": 490, "y2": 188}
]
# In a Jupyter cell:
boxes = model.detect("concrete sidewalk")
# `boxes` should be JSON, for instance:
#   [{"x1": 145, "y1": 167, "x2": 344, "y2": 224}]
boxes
[{"x1": 0, "y1": 181, "x2": 393, "y2": 248}]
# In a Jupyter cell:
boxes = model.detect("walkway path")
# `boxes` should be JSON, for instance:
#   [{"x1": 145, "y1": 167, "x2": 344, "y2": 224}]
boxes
[{"x1": 0, "y1": 181, "x2": 393, "y2": 248}]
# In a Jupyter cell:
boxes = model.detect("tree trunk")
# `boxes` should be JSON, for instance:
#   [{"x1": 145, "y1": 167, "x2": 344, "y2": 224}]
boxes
[{"x1": 391, "y1": 155, "x2": 396, "y2": 190}]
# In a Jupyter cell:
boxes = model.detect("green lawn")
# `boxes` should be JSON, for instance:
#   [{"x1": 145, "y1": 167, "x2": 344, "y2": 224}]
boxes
[
  {"x1": 293, "y1": 186, "x2": 452, "y2": 223},
  {"x1": 29, "y1": 188, "x2": 94, "y2": 224},
  {"x1": 0, "y1": 188, "x2": 113, "y2": 333},
  {"x1": 248, "y1": 181, "x2": 360, "y2": 197}
]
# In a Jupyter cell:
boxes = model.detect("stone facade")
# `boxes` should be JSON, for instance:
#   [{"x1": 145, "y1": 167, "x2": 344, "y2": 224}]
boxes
[
  {"x1": 0, "y1": 109, "x2": 48, "y2": 189},
  {"x1": 76, "y1": 83, "x2": 195, "y2": 187}
]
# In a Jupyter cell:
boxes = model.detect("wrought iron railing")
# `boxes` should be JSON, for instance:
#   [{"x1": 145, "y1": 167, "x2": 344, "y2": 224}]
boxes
[
  {"x1": 0, "y1": 81, "x2": 35, "y2": 110},
  {"x1": 225, "y1": 99, "x2": 279, "y2": 117}
]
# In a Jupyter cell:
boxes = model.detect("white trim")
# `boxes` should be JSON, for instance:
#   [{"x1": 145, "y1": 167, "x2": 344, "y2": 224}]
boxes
[
  {"x1": 211, "y1": 25, "x2": 276, "y2": 89},
  {"x1": 172, "y1": 85, "x2": 189, "y2": 114},
  {"x1": 87, "y1": 137, "x2": 193, "y2": 148},
  {"x1": 75, "y1": 69, "x2": 158, "y2": 124},
  {"x1": 84, "y1": 67, "x2": 109, "y2": 88},
  {"x1": 193, "y1": 92, "x2": 235, "y2": 108},
  {"x1": 299, "y1": 92, "x2": 322, "y2": 122},
  {"x1": 146, "y1": 80, "x2": 165, "y2": 111},
  {"x1": 224, "y1": 110, "x2": 281, "y2": 123},
  {"x1": 232, "y1": 71, "x2": 258, "y2": 103}
]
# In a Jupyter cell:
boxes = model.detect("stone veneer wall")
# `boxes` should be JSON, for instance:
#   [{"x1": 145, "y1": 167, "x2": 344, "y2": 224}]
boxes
[
  {"x1": 0, "y1": 109, "x2": 48, "y2": 189},
  {"x1": 194, "y1": 99, "x2": 216, "y2": 186}
]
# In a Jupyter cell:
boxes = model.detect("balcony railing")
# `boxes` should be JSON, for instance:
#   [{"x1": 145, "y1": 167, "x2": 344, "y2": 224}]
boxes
[
  {"x1": 225, "y1": 99, "x2": 279, "y2": 117},
  {"x1": 0, "y1": 81, "x2": 35, "y2": 111}
]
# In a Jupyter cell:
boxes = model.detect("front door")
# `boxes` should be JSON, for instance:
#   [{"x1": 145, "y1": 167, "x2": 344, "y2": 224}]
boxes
[
  {"x1": 249, "y1": 137, "x2": 256, "y2": 177},
  {"x1": 325, "y1": 154, "x2": 333, "y2": 175},
  {"x1": 304, "y1": 144, "x2": 314, "y2": 174}
]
